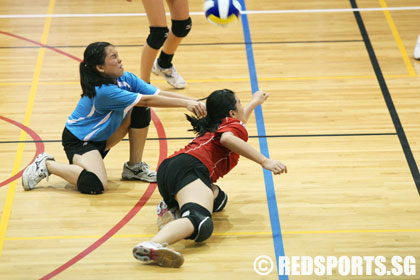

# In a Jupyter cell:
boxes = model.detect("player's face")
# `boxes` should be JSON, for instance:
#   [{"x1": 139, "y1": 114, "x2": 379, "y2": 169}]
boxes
[
  {"x1": 99, "y1": 46, "x2": 124, "y2": 79},
  {"x1": 232, "y1": 95, "x2": 245, "y2": 122}
]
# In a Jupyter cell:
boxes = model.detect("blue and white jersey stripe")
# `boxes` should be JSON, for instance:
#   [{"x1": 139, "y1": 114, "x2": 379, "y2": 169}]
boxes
[{"x1": 65, "y1": 71, "x2": 159, "y2": 142}]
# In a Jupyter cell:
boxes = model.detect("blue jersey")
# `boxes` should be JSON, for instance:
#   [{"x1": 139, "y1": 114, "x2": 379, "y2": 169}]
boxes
[{"x1": 65, "y1": 72, "x2": 159, "y2": 142}]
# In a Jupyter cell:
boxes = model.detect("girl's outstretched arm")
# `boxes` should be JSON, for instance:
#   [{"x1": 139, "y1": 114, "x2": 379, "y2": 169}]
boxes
[
  {"x1": 243, "y1": 90, "x2": 269, "y2": 124},
  {"x1": 220, "y1": 131, "x2": 287, "y2": 175},
  {"x1": 137, "y1": 94, "x2": 206, "y2": 117},
  {"x1": 159, "y1": 90, "x2": 200, "y2": 101}
]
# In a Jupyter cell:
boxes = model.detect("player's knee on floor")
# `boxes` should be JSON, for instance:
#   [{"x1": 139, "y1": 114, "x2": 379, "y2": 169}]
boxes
[
  {"x1": 147, "y1": 26, "x2": 169, "y2": 50},
  {"x1": 77, "y1": 170, "x2": 104, "y2": 195},
  {"x1": 130, "y1": 106, "x2": 151, "y2": 129},
  {"x1": 171, "y1": 17, "x2": 192, "y2": 38},
  {"x1": 213, "y1": 185, "x2": 228, "y2": 212},
  {"x1": 181, "y1": 202, "x2": 213, "y2": 242}
]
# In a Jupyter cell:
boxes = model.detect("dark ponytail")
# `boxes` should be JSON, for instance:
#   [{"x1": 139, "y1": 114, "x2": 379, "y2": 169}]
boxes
[
  {"x1": 80, "y1": 42, "x2": 117, "y2": 98},
  {"x1": 187, "y1": 89, "x2": 237, "y2": 136}
]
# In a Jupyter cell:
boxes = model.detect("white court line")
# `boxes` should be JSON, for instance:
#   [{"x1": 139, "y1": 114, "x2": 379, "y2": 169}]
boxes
[{"x1": 1, "y1": 6, "x2": 420, "y2": 19}]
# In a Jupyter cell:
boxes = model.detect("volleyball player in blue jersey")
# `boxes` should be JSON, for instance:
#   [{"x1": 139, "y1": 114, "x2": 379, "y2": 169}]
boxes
[{"x1": 22, "y1": 42, "x2": 205, "y2": 195}]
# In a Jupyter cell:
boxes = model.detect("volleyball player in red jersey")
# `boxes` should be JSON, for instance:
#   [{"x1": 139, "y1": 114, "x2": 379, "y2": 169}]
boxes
[{"x1": 132, "y1": 89, "x2": 287, "y2": 267}]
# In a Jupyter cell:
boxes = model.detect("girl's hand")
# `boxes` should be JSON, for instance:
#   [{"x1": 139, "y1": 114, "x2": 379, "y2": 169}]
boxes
[
  {"x1": 252, "y1": 90, "x2": 269, "y2": 105},
  {"x1": 261, "y1": 158, "x2": 287, "y2": 175},
  {"x1": 187, "y1": 100, "x2": 207, "y2": 118}
]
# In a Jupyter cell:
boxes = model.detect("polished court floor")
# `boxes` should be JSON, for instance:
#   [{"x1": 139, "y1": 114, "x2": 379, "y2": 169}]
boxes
[{"x1": 0, "y1": 0, "x2": 420, "y2": 279}]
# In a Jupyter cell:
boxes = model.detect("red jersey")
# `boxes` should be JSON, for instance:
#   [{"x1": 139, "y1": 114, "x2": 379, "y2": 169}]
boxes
[{"x1": 170, "y1": 117, "x2": 248, "y2": 183}]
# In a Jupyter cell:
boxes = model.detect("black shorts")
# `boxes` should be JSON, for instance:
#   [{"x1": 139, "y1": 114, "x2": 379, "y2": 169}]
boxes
[
  {"x1": 62, "y1": 127, "x2": 109, "y2": 164},
  {"x1": 157, "y1": 153, "x2": 212, "y2": 209}
]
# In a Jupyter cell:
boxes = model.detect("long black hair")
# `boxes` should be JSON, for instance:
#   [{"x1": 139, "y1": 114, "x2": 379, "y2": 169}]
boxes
[
  {"x1": 79, "y1": 42, "x2": 117, "y2": 98},
  {"x1": 186, "y1": 89, "x2": 237, "y2": 136}
]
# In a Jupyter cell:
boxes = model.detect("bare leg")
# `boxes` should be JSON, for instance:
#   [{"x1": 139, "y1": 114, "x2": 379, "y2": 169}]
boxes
[
  {"x1": 45, "y1": 149, "x2": 107, "y2": 189},
  {"x1": 141, "y1": 0, "x2": 167, "y2": 83},
  {"x1": 72, "y1": 150, "x2": 108, "y2": 188},
  {"x1": 140, "y1": 0, "x2": 189, "y2": 83},
  {"x1": 133, "y1": 180, "x2": 211, "y2": 267},
  {"x1": 211, "y1": 184, "x2": 219, "y2": 199},
  {"x1": 151, "y1": 179, "x2": 213, "y2": 244},
  {"x1": 106, "y1": 109, "x2": 149, "y2": 165},
  {"x1": 128, "y1": 126, "x2": 149, "y2": 165},
  {"x1": 30, "y1": 113, "x2": 134, "y2": 191},
  {"x1": 52, "y1": 113, "x2": 133, "y2": 189},
  {"x1": 140, "y1": 46, "x2": 159, "y2": 84},
  {"x1": 163, "y1": 0, "x2": 189, "y2": 55},
  {"x1": 152, "y1": 218, "x2": 194, "y2": 245},
  {"x1": 46, "y1": 161, "x2": 83, "y2": 186},
  {"x1": 106, "y1": 111, "x2": 131, "y2": 151}
]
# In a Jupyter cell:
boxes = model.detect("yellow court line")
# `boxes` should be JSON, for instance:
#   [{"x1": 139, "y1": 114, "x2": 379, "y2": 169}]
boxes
[
  {"x1": 5, "y1": 228, "x2": 420, "y2": 241},
  {"x1": 0, "y1": 0, "x2": 56, "y2": 258},
  {"x1": 0, "y1": 73, "x2": 418, "y2": 87},
  {"x1": 379, "y1": 0, "x2": 416, "y2": 76}
]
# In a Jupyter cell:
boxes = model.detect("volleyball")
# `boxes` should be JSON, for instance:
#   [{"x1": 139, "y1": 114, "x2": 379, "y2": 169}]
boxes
[{"x1": 204, "y1": 0, "x2": 242, "y2": 26}]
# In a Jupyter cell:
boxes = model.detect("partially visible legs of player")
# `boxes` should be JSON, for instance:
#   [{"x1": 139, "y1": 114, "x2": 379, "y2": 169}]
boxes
[
  {"x1": 212, "y1": 184, "x2": 228, "y2": 212},
  {"x1": 156, "y1": 183, "x2": 227, "y2": 230},
  {"x1": 133, "y1": 178, "x2": 214, "y2": 268},
  {"x1": 116, "y1": 107, "x2": 157, "y2": 182},
  {"x1": 22, "y1": 149, "x2": 107, "y2": 195},
  {"x1": 141, "y1": 0, "x2": 190, "y2": 89},
  {"x1": 22, "y1": 107, "x2": 156, "y2": 193}
]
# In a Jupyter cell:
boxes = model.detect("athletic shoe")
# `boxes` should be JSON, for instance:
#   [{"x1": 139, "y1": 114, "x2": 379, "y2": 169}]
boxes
[
  {"x1": 133, "y1": 241, "x2": 184, "y2": 268},
  {"x1": 415, "y1": 34, "x2": 420, "y2": 60},
  {"x1": 122, "y1": 161, "x2": 157, "y2": 182},
  {"x1": 22, "y1": 152, "x2": 55, "y2": 191},
  {"x1": 156, "y1": 200, "x2": 180, "y2": 230},
  {"x1": 152, "y1": 59, "x2": 186, "y2": 89}
]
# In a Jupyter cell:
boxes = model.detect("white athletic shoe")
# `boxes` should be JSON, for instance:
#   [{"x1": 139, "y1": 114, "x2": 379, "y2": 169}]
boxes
[
  {"x1": 156, "y1": 200, "x2": 180, "y2": 230},
  {"x1": 133, "y1": 241, "x2": 184, "y2": 268},
  {"x1": 414, "y1": 34, "x2": 420, "y2": 60},
  {"x1": 22, "y1": 152, "x2": 55, "y2": 191},
  {"x1": 122, "y1": 161, "x2": 157, "y2": 182},
  {"x1": 152, "y1": 59, "x2": 186, "y2": 89}
]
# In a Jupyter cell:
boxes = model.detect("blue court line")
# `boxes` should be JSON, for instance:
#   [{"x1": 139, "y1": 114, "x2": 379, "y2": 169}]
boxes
[{"x1": 238, "y1": 0, "x2": 287, "y2": 278}]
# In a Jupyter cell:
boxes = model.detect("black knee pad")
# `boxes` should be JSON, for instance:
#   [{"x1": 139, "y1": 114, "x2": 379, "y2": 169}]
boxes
[
  {"x1": 130, "y1": 106, "x2": 151, "y2": 129},
  {"x1": 213, "y1": 185, "x2": 228, "y2": 212},
  {"x1": 181, "y1": 202, "x2": 213, "y2": 242},
  {"x1": 146, "y1": 26, "x2": 169, "y2": 50},
  {"x1": 77, "y1": 170, "x2": 104, "y2": 195},
  {"x1": 171, "y1": 17, "x2": 192, "y2": 38}
]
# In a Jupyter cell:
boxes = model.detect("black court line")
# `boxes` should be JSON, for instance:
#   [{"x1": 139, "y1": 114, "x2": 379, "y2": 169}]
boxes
[
  {"x1": 0, "y1": 132, "x2": 397, "y2": 144},
  {"x1": 0, "y1": 40, "x2": 364, "y2": 49},
  {"x1": 351, "y1": 0, "x2": 420, "y2": 195}
]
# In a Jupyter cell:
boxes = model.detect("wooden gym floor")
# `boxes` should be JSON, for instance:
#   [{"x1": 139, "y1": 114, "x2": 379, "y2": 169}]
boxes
[{"x1": 0, "y1": 0, "x2": 420, "y2": 279}]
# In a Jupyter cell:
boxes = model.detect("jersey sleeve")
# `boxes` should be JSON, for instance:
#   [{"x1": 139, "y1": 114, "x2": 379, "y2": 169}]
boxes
[
  {"x1": 125, "y1": 72, "x2": 160, "y2": 95},
  {"x1": 217, "y1": 119, "x2": 248, "y2": 142},
  {"x1": 95, "y1": 85, "x2": 141, "y2": 112}
]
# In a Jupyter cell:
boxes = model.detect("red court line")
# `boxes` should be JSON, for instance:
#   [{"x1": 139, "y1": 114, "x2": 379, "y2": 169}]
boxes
[
  {"x1": 0, "y1": 30, "x2": 82, "y2": 62},
  {"x1": 40, "y1": 185, "x2": 156, "y2": 280},
  {"x1": 0, "y1": 115, "x2": 44, "y2": 187},
  {"x1": 0, "y1": 31, "x2": 168, "y2": 278}
]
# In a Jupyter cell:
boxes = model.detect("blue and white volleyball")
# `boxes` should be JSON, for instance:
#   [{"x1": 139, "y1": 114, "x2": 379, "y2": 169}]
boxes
[{"x1": 204, "y1": 0, "x2": 242, "y2": 26}]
